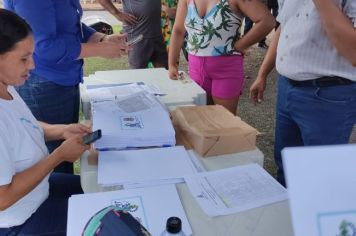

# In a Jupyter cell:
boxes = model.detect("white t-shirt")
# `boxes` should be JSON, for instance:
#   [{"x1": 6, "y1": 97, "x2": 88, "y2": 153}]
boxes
[
  {"x1": 276, "y1": 0, "x2": 356, "y2": 81},
  {"x1": 0, "y1": 86, "x2": 50, "y2": 227}
]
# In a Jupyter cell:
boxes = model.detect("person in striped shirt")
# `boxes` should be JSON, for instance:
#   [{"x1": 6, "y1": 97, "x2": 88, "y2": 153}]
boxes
[{"x1": 250, "y1": 0, "x2": 356, "y2": 186}]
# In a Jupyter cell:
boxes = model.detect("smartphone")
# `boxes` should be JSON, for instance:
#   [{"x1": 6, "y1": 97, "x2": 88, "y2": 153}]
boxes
[
  {"x1": 82, "y1": 129, "x2": 102, "y2": 145},
  {"x1": 126, "y1": 34, "x2": 143, "y2": 46}
]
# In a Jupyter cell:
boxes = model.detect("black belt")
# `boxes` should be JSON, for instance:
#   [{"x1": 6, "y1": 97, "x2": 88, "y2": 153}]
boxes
[{"x1": 288, "y1": 76, "x2": 354, "y2": 87}]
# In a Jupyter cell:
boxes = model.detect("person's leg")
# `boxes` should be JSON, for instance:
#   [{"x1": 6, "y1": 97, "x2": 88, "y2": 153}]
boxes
[
  {"x1": 291, "y1": 83, "x2": 356, "y2": 146},
  {"x1": 16, "y1": 74, "x2": 80, "y2": 173},
  {"x1": 276, "y1": 77, "x2": 356, "y2": 186},
  {"x1": 208, "y1": 55, "x2": 244, "y2": 114},
  {"x1": 151, "y1": 36, "x2": 169, "y2": 69},
  {"x1": 0, "y1": 173, "x2": 83, "y2": 236},
  {"x1": 274, "y1": 76, "x2": 304, "y2": 186},
  {"x1": 212, "y1": 96, "x2": 239, "y2": 114},
  {"x1": 128, "y1": 38, "x2": 154, "y2": 69},
  {"x1": 188, "y1": 54, "x2": 212, "y2": 104},
  {"x1": 48, "y1": 172, "x2": 83, "y2": 198}
]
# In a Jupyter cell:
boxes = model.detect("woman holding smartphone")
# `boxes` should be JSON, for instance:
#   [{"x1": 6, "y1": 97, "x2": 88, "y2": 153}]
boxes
[
  {"x1": 0, "y1": 9, "x2": 92, "y2": 235},
  {"x1": 4, "y1": 0, "x2": 129, "y2": 174}
]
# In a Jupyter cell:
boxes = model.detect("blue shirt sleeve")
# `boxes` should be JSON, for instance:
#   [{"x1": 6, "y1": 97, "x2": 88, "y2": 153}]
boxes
[
  {"x1": 9, "y1": 0, "x2": 87, "y2": 64},
  {"x1": 82, "y1": 23, "x2": 97, "y2": 43}
]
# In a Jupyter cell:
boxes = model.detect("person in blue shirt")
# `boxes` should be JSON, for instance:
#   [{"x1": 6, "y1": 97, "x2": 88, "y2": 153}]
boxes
[{"x1": 4, "y1": 0, "x2": 130, "y2": 173}]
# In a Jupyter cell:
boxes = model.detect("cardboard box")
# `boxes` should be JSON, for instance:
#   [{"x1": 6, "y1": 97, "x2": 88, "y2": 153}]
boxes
[{"x1": 171, "y1": 105, "x2": 258, "y2": 157}]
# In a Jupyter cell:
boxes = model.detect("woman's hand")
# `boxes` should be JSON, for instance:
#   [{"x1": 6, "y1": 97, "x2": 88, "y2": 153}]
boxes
[
  {"x1": 54, "y1": 135, "x2": 90, "y2": 163},
  {"x1": 98, "y1": 35, "x2": 131, "y2": 58},
  {"x1": 62, "y1": 124, "x2": 91, "y2": 140},
  {"x1": 104, "y1": 33, "x2": 127, "y2": 44},
  {"x1": 168, "y1": 65, "x2": 180, "y2": 80},
  {"x1": 115, "y1": 11, "x2": 138, "y2": 25}
]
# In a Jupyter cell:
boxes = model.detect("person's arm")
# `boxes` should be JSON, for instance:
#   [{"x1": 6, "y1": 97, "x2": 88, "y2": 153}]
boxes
[
  {"x1": 38, "y1": 122, "x2": 91, "y2": 142},
  {"x1": 233, "y1": 0, "x2": 276, "y2": 53},
  {"x1": 313, "y1": 0, "x2": 356, "y2": 66},
  {"x1": 249, "y1": 27, "x2": 281, "y2": 104},
  {"x1": 0, "y1": 135, "x2": 88, "y2": 210},
  {"x1": 79, "y1": 32, "x2": 130, "y2": 59},
  {"x1": 97, "y1": 0, "x2": 137, "y2": 25},
  {"x1": 168, "y1": 0, "x2": 187, "y2": 79}
]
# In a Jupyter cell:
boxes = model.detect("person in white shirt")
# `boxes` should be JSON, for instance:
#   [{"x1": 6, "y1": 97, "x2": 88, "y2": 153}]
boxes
[
  {"x1": 249, "y1": 0, "x2": 356, "y2": 186},
  {"x1": 0, "y1": 9, "x2": 90, "y2": 235}
]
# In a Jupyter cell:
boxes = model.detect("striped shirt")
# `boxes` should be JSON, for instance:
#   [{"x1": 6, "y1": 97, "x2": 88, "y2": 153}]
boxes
[{"x1": 276, "y1": 0, "x2": 356, "y2": 81}]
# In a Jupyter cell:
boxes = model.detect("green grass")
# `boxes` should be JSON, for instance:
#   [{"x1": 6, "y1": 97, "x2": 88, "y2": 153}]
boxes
[{"x1": 83, "y1": 24, "x2": 130, "y2": 77}]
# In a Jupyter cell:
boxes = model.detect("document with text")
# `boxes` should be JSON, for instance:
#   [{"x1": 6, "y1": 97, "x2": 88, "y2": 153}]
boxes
[
  {"x1": 283, "y1": 145, "x2": 356, "y2": 236},
  {"x1": 184, "y1": 164, "x2": 288, "y2": 216}
]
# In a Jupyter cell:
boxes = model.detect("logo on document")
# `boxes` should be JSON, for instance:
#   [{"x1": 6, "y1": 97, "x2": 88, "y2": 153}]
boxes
[
  {"x1": 111, "y1": 200, "x2": 139, "y2": 212},
  {"x1": 317, "y1": 210, "x2": 356, "y2": 236},
  {"x1": 110, "y1": 196, "x2": 148, "y2": 228},
  {"x1": 120, "y1": 116, "x2": 144, "y2": 130}
]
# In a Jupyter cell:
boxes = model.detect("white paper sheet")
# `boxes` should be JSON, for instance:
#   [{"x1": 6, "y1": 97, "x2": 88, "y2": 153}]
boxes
[
  {"x1": 86, "y1": 82, "x2": 165, "y2": 102},
  {"x1": 184, "y1": 164, "x2": 287, "y2": 216},
  {"x1": 67, "y1": 185, "x2": 192, "y2": 236},
  {"x1": 98, "y1": 146, "x2": 197, "y2": 187},
  {"x1": 282, "y1": 144, "x2": 356, "y2": 236}
]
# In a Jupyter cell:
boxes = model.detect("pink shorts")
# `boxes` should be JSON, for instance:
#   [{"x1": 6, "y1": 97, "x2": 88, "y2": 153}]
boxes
[{"x1": 188, "y1": 54, "x2": 244, "y2": 99}]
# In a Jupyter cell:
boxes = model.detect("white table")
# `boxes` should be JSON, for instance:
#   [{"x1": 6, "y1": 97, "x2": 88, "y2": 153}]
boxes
[
  {"x1": 80, "y1": 149, "x2": 294, "y2": 236},
  {"x1": 81, "y1": 68, "x2": 206, "y2": 119}
]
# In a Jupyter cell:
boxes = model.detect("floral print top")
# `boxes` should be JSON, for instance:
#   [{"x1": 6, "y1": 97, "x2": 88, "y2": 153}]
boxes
[
  {"x1": 161, "y1": 0, "x2": 178, "y2": 50},
  {"x1": 185, "y1": 0, "x2": 243, "y2": 56}
]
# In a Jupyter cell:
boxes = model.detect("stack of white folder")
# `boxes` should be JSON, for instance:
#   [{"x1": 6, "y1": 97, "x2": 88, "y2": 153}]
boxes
[
  {"x1": 91, "y1": 90, "x2": 176, "y2": 150},
  {"x1": 97, "y1": 146, "x2": 198, "y2": 188}
]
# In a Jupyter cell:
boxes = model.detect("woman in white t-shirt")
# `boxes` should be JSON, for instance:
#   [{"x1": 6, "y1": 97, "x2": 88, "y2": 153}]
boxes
[{"x1": 0, "y1": 9, "x2": 91, "y2": 236}]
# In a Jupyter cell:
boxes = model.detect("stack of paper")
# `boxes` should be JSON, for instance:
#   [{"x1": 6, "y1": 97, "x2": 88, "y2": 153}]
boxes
[
  {"x1": 86, "y1": 82, "x2": 164, "y2": 102},
  {"x1": 97, "y1": 146, "x2": 197, "y2": 188},
  {"x1": 184, "y1": 163, "x2": 288, "y2": 216},
  {"x1": 92, "y1": 91, "x2": 175, "y2": 150},
  {"x1": 67, "y1": 185, "x2": 193, "y2": 236}
]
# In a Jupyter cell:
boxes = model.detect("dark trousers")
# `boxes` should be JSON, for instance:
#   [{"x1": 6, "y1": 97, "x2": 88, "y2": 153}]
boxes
[{"x1": 275, "y1": 76, "x2": 356, "y2": 186}]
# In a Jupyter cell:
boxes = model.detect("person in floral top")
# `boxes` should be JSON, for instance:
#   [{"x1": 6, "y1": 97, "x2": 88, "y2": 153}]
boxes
[{"x1": 169, "y1": 0, "x2": 275, "y2": 114}]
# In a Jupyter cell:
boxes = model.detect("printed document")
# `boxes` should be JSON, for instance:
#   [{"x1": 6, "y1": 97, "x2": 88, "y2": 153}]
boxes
[
  {"x1": 282, "y1": 144, "x2": 356, "y2": 236},
  {"x1": 67, "y1": 185, "x2": 192, "y2": 236},
  {"x1": 98, "y1": 146, "x2": 197, "y2": 187},
  {"x1": 184, "y1": 164, "x2": 287, "y2": 216}
]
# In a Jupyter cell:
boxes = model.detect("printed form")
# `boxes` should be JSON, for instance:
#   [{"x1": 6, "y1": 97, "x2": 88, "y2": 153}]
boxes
[{"x1": 184, "y1": 164, "x2": 288, "y2": 216}]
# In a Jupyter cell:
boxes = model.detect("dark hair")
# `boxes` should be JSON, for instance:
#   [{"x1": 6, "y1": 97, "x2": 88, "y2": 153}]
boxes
[{"x1": 0, "y1": 9, "x2": 32, "y2": 54}]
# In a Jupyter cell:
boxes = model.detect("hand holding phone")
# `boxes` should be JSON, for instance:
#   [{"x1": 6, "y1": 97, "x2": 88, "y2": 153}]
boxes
[
  {"x1": 82, "y1": 129, "x2": 102, "y2": 145},
  {"x1": 126, "y1": 34, "x2": 143, "y2": 46}
]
